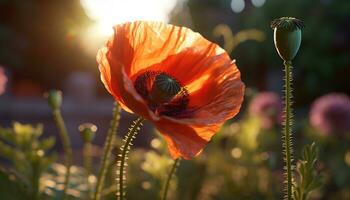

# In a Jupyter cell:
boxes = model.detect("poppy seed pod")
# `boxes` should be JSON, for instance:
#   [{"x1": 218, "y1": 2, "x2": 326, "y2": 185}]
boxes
[
  {"x1": 150, "y1": 73, "x2": 182, "y2": 104},
  {"x1": 44, "y1": 90, "x2": 62, "y2": 110},
  {"x1": 79, "y1": 123, "x2": 97, "y2": 143},
  {"x1": 271, "y1": 17, "x2": 305, "y2": 61}
]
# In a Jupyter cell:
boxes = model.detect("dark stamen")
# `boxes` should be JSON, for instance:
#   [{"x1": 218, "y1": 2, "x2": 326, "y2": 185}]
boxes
[
  {"x1": 133, "y1": 71, "x2": 190, "y2": 118},
  {"x1": 151, "y1": 73, "x2": 182, "y2": 104},
  {"x1": 271, "y1": 17, "x2": 305, "y2": 31}
]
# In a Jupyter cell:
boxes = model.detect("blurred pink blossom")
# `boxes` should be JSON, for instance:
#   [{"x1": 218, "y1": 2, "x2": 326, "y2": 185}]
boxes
[
  {"x1": 0, "y1": 67, "x2": 7, "y2": 95},
  {"x1": 249, "y1": 92, "x2": 283, "y2": 129},
  {"x1": 310, "y1": 93, "x2": 350, "y2": 136}
]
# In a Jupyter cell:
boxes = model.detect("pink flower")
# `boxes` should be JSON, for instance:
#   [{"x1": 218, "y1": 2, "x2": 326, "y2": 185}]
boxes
[
  {"x1": 0, "y1": 67, "x2": 7, "y2": 95},
  {"x1": 249, "y1": 92, "x2": 283, "y2": 129},
  {"x1": 310, "y1": 93, "x2": 350, "y2": 136}
]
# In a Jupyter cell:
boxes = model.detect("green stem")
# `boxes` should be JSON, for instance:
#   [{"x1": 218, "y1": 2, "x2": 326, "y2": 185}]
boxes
[
  {"x1": 93, "y1": 103, "x2": 121, "y2": 200},
  {"x1": 83, "y1": 142, "x2": 93, "y2": 199},
  {"x1": 52, "y1": 109, "x2": 73, "y2": 200},
  {"x1": 117, "y1": 117, "x2": 144, "y2": 200},
  {"x1": 83, "y1": 142, "x2": 92, "y2": 176},
  {"x1": 162, "y1": 158, "x2": 180, "y2": 200},
  {"x1": 31, "y1": 161, "x2": 41, "y2": 200},
  {"x1": 283, "y1": 60, "x2": 294, "y2": 200}
]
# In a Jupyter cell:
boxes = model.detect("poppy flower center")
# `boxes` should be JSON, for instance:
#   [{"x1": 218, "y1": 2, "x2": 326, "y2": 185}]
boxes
[
  {"x1": 151, "y1": 73, "x2": 182, "y2": 104},
  {"x1": 134, "y1": 71, "x2": 189, "y2": 117}
]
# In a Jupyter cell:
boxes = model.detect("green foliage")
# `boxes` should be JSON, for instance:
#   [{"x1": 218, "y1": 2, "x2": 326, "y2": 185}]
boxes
[
  {"x1": 162, "y1": 158, "x2": 180, "y2": 200},
  {"x1": 41, "y1": 163, "x2": 96, "y2": 200},
  {"x1": 142, "y1": 151, "x2": 173, "y2": 180},
  {"x1": 0, "y1": 166, "x2": 28, "y2": 200},
  {"x1": 0, "y1": 122, "x2": 56, "y2": 199},
  {"x1": 293, "y1": 143, "x2": 323, "y2": 200},
  {"x1": 122, "y1": 115, "x2": 284, "y2": 200},
  {"x1": 189, "y1": 0, "x2": 350, "y2": 101}
]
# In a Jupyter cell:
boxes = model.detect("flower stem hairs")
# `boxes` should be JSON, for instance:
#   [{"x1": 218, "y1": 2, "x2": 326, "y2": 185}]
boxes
[{"x1": 271, "y1": 17, "x2": 304, "y2": 200}]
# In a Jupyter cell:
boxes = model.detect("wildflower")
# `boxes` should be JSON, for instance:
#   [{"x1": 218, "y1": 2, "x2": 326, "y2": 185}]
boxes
[
  {"x1": 0, "y1": 66, "x2": 7, "y2": 95},
  {"x1": 97, "y1": 21, "x2": 245, "y2": 159},
  {"x1": 310, "y1": 93, "x2": 350, "y2": 136},
  {"x1": 249, "y1": 92, "x2": 283, "y2": 129}
]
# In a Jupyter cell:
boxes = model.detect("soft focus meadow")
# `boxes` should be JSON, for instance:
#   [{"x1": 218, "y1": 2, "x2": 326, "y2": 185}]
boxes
[{"x1": 1, "y1": 0, "x2": 350, "y2": 200}]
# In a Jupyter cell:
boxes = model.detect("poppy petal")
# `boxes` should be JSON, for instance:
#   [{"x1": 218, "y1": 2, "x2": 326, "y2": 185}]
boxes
[
  {"x1": 180, "y1": 60, "x2": 245, "y2": 125},
  {"x1": 113, "y1": 23, "x2": 245, "y2": 125},
  {"x1": 98, "y1": 21, "x2": 245, "y2": 159},
  {"x1": 109, "y1": 21, "x2": 225, "y2": 80},
  {"x1": 154, "y1": 118, "x2": 220, "y2": 159},
  {"x1": 97, "y1": 45, "x2": 159, "y2": 121},
  {"x1": 157, "y1": 55, "x2": 244, "y2": 125}
]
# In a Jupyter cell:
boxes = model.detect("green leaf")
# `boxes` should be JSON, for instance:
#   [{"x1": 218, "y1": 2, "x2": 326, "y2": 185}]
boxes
[
  {"x1": 0, "y1": 123, "x2": 56, "y2": 199},
  {"x1": 0, "y1": 167, "x2": 29, "y2": 200},
  {"x1": 293, "y1": 142, "x2": 324, "y2": 200},
  {"x1": 0, "y1": 127, "x2": 15, "y2": 143},
  {"x1": 40, "y1": 137, "x2": 56, "y2": 150}
]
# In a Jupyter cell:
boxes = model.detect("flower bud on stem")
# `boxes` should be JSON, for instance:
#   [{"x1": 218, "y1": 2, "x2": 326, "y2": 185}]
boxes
[
  {"x1": 79, "y1": 123, "x2": 97, "y2": 199},
  {"x1": 45, "y1": 90, "x2": 72, "y2": 200},
  {"x1": 271, "y1": 17, "x2": 304, "y2": 200}
]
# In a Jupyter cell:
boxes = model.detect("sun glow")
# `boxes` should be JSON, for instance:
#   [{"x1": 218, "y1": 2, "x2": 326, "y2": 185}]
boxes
[{"x1": 81, "y1": 0, "x2": 179, "y2": 37}]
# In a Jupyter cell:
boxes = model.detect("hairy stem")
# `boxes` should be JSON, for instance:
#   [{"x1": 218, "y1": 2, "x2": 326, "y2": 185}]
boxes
[
  {"x1": 162, "y1": 158, "x2": 180, "y2": 200},
  {"x1": 283, "y1": 60, "x2": 294, "y2": 200},
  {"x1": 117, "y1": 117, "x2": 144, "y2": 200},
  {"x1": 93, "y1": 103, "x2": 121, "y2": 200},
  {"x1": 52, "y1": 109, "x2": 73, "y2": 200}
]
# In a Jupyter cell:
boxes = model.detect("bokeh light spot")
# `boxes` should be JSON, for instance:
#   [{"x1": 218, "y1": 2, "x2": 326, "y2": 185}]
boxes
[
  {"x1": 231, "y1": 0, "x2": 245, "y2": 13},
  {"x1": 151, "y1": 138, "x2": 162, "y2": 149},
  {"x1": 80, "y1": 0, "x2": 179, "y2": 36},
  {"x1": 142, "y1": 181, "x2": 152, "y2": 190},
  {"x1": 231, "y1": 147, "x2": 242, "y2": 158},
  {"x1": 251, "y1": 0, "x2": 266, "y2": 7},
  {"x1": 345, "y1": 150, "x2": 350, "y2": 166}
]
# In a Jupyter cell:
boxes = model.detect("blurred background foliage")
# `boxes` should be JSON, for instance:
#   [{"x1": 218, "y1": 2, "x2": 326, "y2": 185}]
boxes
[
  {"x1": 1, "y1": 91, "x2": 350, "y2": 199},
  {"x1": 0, "y1": 0, "x2": 349, "y2": 101},
  {"x1": 188, "y1": 0, "x2": 350, "y2": 105},
  {"x1": 1, "y1": 0, "x2": 350, "y2": 199}
]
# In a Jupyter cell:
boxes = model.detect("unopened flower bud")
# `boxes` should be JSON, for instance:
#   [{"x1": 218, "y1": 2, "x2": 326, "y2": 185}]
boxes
[
  {"x1": 271, "y1": 17, "x2": 305, "y2": 61},
  {"x1": 79, "y1": 123, "x2": 97, "y2": 143},
  {"x1": 44, "y1": 90, "x2": 62, "y2": 110}
]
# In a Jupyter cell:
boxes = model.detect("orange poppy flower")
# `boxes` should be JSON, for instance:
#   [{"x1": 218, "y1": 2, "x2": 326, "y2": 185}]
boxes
[{"x1": 97, "y1": 21, "x2": 245, "y2": 159}]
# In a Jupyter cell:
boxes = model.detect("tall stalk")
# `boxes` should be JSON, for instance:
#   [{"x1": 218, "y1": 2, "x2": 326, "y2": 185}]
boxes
[
  {"x1": 52, "y1": 109, "x2": 73, "y2": 200},
  {"x1": 117, "y1": 117, "x2": 144, "y2": 200},
  {"x1": 283, "y1": 60, "x2": 294, "y2": 200},
  {"x1": 162, "y1": 158, "x2": 180, "y2": 200},
  {"x1": 83, "y1": 142, "x2": 93, "y2": 176},
  {"x1": 271, "y1": 17, "x2": 304, "y2": 199},
  {"x1": 84, "y1": 142, "x2": 93, "y2": 199},
  {"x1": 93, "y1": 103, "x2": 121, "y2": 200}
]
